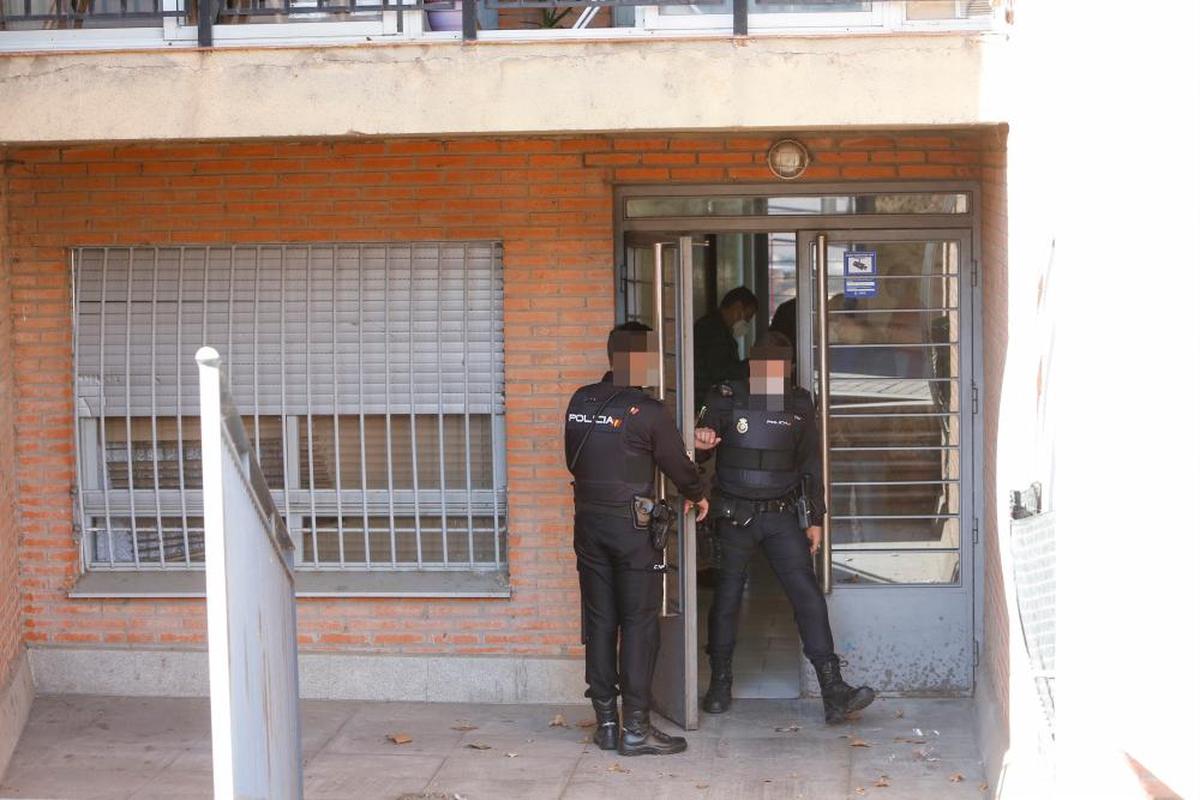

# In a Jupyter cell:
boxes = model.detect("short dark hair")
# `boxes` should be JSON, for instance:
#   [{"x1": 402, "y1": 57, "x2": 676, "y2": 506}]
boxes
[
  {"x1": 607, "y1": 320, "x2": 653, "y2": 363},
  {"x1": 719, "y1": 287, "x2": 758, "y2": 312},
  {"x1": 748, "y1": 334, "x2": 792, "y2": 363}
]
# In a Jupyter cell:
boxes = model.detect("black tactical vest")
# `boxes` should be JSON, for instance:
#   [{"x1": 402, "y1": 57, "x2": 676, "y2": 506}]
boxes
[
  {"x1": 716, "y1": 390, "x2": 804, "y2": 500},
  {"x1": 564, "y1": 382, "x2": 656, "y2": 505}
]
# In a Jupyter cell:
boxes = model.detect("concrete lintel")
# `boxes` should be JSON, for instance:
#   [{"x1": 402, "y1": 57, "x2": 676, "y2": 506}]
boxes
[
  {"x1": 0, "y1": 34, "x2": 1001, "y2": 144},
  {"x1": 28, "y1": 646, "x2": 583, "y2": 704}
]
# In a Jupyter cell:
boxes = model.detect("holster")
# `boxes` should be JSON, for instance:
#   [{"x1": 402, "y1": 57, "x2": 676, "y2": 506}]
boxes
[
  {"x1": 649, "y1": 500, "x2": 675, "y2": 551},
  {"x1": 632, "y1": 495, "x2": 674, "y2": 551},
  {"x1": 795, "y1": 494, "x2": 812, "y2": 530}
]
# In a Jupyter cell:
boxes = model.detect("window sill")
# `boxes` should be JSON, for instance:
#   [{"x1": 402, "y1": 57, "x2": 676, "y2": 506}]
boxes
[{"x1": 69, "y1": 569, "x2": 511, "y2": 599}]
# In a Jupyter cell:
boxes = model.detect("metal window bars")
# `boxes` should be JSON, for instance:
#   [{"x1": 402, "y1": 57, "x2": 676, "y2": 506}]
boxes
[
  {"x1": 2, "y1": 0, "x2": 997, "y2": 40},
  {"x1": 0, "y1": 0, "x2": 737, "y2": 40},
  {"x1": 72, "y1": 242, "x2": 507, "y2": 574}
]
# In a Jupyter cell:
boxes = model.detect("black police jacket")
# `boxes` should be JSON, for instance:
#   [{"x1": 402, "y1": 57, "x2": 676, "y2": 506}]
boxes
[
  {"x1": 564, "y1": 372, "x2": 706, "y2": 507},
  {"x1": 699, "y1": 379, "x2": 827, "y2": 515}
]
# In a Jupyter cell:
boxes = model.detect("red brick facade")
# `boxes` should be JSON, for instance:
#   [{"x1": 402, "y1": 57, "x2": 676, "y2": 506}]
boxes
[
  {"x1": 0, "y1": 157, "x2": 22, "y2": 693},
  {"x1": 0, "y1": 131, "x2": 995, "y2": 661}
]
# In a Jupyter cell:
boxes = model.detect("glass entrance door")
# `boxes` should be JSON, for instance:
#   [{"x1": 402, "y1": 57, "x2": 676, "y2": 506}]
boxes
[
  {"x1": 804, "y1": 230, "x2": 976, "y2": 694},
  {"x1": 623, "y1": 236, "x2": 701, "y2": 729}
]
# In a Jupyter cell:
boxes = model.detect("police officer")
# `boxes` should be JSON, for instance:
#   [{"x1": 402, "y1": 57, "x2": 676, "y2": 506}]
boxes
[
  {"x1": 694, "y1": 335, "x2": 875, "y2": 724},
  {"x1": 565, "y1": 321, "x2": 710, "y2": 756}
]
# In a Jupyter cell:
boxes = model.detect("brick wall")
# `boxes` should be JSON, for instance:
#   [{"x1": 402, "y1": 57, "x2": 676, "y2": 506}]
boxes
[
  {"x1": 2, "y1": 130, "x2": 989, "y2": 659},
  {"x1": 979, "y1": 126, "x2": 1010, "y2": 729},
  {"x1": 0, "y1": 154, "x2": 23, "y2": 692}
]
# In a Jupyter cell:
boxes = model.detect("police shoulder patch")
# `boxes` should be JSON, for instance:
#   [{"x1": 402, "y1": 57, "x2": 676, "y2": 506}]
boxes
[{"x1": 629, "y1": 405, "x2": 639, "y2": 415}]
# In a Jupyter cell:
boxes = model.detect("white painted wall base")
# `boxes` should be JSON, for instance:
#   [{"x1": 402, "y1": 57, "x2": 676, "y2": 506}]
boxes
[
  {"x1": 973, "y1": 662, "x2": 1006, "y2": 799},
  {"x1": 28, "y1": 646, "x2": 585, "y2": 705},
  {"x1": 0, "y1": 648, "x2": 34, "y2": 782}
]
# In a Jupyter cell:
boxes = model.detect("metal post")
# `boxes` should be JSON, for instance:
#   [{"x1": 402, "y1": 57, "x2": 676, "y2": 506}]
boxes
[
  {"x1": 732, "y1": 0, "x2": 747, "y2": 36},
  {"x1": 652, "y1": 243, "x2": 668, "y2": 616},
  {"x1": 815, "y1": 233, "x2": 833, "y2": 595},
  {"x1": 198, "y1": 0, "x2": 214, "y2": 47},
  {"x1": 462, "y1": 0, "x2": 477, "y2": 40}
]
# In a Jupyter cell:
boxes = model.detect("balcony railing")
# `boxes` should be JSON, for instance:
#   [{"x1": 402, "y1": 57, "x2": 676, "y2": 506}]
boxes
[{"x1": 0, "y1": 0, "x2": 1001, "y2": 50}]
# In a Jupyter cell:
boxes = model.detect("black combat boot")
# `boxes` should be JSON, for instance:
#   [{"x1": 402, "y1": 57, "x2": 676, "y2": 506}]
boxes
[
  {"x1": 702, "y1": 655, "x2": 734, "y2": 714},
  {"x1": 813, "y1": 656, "x2": 876, "y2": 724},
  {"x1": 617, "y1": 708, "x2": 687, "y2": 756},
  {"x1": 591, "y1": 697, "x2": 619, "y2": 750}
]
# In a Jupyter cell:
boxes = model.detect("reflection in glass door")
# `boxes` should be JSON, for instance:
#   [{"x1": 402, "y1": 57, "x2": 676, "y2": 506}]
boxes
[{"x1": 818, "y1": 238, "x2": 963, "y2": 586}]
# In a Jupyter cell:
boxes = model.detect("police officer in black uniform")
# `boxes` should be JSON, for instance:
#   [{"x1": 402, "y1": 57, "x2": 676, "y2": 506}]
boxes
[
  {"x1": 565, "y1": 322, "x2": 710, "y2": 756},
  {"x1": 694, "y1": 336, "x2": 875, "y2": 724}
]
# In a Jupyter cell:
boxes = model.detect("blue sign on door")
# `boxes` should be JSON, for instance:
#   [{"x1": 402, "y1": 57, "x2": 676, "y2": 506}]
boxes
[{"x1": 844, "y1": 250, "x2": 878, "y2": 299}]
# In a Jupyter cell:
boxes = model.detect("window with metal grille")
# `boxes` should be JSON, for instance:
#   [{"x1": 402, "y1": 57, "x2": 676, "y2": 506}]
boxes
[{"x1": 73, "y1": 243, "x2": 507, "y2": 575}]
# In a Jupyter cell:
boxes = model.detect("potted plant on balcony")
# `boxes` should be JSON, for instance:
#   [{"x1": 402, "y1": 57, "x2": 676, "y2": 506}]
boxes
[{"x1": 426, "y1": 0, "x2": 462, "y2": 31}]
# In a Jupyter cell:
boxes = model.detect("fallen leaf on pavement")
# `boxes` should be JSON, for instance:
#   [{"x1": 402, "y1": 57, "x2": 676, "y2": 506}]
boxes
[
  {"x1": 875, "y1": 775, "x2": 891, "y2": 788},
  {"x1": 855, "y1": 788, "x2": 866, "y2": 796},
  {"x1": 386, "y1": 733, "x2": 413, "y2": 745},
  {"x1": 505, "y1": 752, "x2": 519, "y2": 758},
  {"x1": 549, "y1": 714, "x2": 568, "y2": 728},
  {"x1": 466, "y1": 742, "x2": 492, "y2": 750},
  {"x1": 774, "y1": 724, "x2": 802, "y2": 733},
  {"x1": 894, "y1": 709, "x2": 905, "y2": 719},
  {"x1": 607, "y1": 762, "x2": 630, "y2": 774},
  {"x1": 576, "y1": 719, "x2": 597, "y2": 728},
  {"x1": 451, "y1": 724, "x2": 478, "y2": 732},
  {"x1": 979, "y1": 783, "x2": 989, "y2": 792},
  {"x1": 695, "y1": 785, "x2": 709, "y2": 790},
  {"x1": 850, "y1": 738, "x2": 872, "y2": 748},
  {"x1": 949, "y1": 773, "x2": 965, "y2": 783}
]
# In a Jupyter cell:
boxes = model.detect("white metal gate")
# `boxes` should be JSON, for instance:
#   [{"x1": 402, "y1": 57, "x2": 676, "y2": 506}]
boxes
[{"x1": 198, "y1": 346, "x2": 303, "y2": 800}]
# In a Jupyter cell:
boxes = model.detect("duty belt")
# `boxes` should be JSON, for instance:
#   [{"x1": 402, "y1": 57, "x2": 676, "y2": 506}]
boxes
[
  {"x1": 745, "y1": 496, "x2": 798, "y2": 514},
  {"x1": 575, "y1": 500, "x2": 633, "y2": 518},
  {"x1": 716, "y1": 491, "x2": 801, "y2": 527}
]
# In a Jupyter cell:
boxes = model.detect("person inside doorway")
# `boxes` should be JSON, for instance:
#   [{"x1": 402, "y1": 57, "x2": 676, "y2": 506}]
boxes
[
  {"x1": 693, "y1": 335, "x2": 876, "y2": 724},
  {"x1": 693, "y1": 286, "x2": 758, "y2": 404},
  {"x1": 767, "y1": 295, "x2": 798, "y2": 350}
]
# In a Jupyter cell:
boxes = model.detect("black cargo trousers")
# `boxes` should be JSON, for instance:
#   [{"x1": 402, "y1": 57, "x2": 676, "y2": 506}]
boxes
[
  {"x1": 706, "y1": 509, "x2": 835, "y2": 663},
  {"x1": 574, "y1": 506, "x2": 661, "y2": 712}
]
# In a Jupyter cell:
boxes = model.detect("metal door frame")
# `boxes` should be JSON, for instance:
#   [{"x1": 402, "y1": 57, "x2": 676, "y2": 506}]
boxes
[
  {"x1": 614, "y1": 181, "x2": 985, "y2": 698},
  {"x1": 626, "y1": 236, "x2": 701, "y2": 729}
]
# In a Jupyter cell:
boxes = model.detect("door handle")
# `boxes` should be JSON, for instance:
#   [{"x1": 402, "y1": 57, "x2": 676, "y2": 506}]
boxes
[{"x1": 815, "y1": 233, "x2": 833, "y2": 595}]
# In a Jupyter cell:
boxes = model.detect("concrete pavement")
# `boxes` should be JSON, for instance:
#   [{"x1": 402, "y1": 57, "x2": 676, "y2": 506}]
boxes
[{"x1": 0, "y1": 695, "x2": 986, "y2": 799}]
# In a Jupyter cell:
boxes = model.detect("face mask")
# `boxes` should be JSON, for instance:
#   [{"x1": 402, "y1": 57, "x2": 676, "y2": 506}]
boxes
[{"x1": 730, "y1": 319, "x2": 750, "y2": 339}]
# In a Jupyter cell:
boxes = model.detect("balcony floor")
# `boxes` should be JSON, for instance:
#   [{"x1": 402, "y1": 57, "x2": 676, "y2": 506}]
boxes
[{"x1": 0, "y1": 693, "x2": 984, "y2": 799}]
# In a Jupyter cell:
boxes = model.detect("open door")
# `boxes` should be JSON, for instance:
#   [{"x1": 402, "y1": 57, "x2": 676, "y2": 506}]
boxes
[{"x1": 622, "y1": 236, "x2": 700, "y2": 730}]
